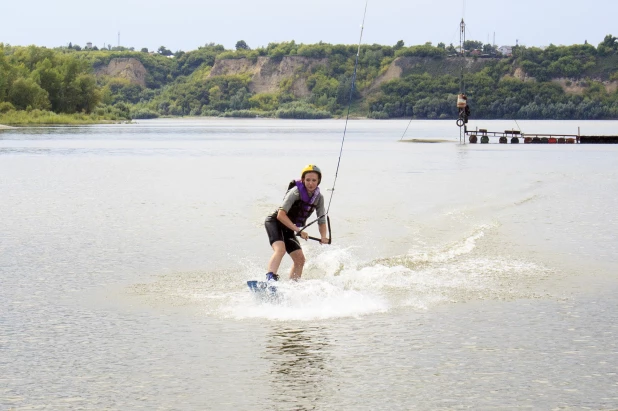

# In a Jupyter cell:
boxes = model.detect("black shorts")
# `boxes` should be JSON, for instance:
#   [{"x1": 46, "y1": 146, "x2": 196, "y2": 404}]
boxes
[{"x1": 265, "y1": 214, "x2": 301, "y2": 254}]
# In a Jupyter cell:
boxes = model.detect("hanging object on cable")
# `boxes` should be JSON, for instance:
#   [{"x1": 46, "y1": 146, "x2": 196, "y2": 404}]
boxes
[
  {"x1": 456, "y1": 93, "x2": 470, "y2": 127},
  {"x1": 456, "y1": 15, "x2": 471, "y2": 129}
]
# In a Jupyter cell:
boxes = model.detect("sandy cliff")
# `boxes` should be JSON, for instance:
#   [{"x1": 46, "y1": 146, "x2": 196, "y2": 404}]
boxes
[
  {"x1": 95, "y1": 58, "x2": 148, "y2": 87},
  {"x1": 93, "y1": 55, "x2": 616, "y2": 99},
  {"x1": 209, "y1": 56, "x2": 328, "y2": 96}
]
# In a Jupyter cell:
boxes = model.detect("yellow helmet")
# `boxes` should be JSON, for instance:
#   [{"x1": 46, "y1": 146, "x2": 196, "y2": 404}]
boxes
[{"x1": 301, "y1": 164, "x2": 322, "y2": 184}]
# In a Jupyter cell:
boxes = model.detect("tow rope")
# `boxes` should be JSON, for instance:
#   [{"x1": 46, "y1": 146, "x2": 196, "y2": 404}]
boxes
[{"x1": 297, "y1": 1, "x2": 369, "y2": 244}]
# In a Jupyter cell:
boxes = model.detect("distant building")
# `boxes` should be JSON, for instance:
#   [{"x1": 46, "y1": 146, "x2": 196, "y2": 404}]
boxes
[
  {"x1": 498, "y1": 46, "x2": 513, "y2": 56},
  {"x1": 86, "y1": 42, "x2": 93, "y2": 49}
]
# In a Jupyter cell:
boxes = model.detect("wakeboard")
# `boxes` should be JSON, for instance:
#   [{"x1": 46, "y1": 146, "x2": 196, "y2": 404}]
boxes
[{"x1": 247, "y1": 280, "x2": 280, "y2": 302}]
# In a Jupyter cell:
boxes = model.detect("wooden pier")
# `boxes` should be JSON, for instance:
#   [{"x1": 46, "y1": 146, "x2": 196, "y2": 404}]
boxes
[{"x1": 463, "y1": 127, "x2": 618, "y2": 144}]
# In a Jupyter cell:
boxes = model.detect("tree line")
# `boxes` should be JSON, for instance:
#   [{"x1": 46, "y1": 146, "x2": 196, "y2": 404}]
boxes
[{"x1": 2, "y1": 35, "x2": 618, "y2": 122}]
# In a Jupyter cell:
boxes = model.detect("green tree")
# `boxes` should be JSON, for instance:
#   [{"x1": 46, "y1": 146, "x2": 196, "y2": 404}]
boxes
[
  {"x1": 482, "y1": 44, "x2": 497, "y2": 55},
  {"x1": 598, "y1": 34, "x2": 617, "y2": 56},
  {"x1": 235, "y1": 40, "x2": 250, "y2": 50},
  {"x1": 74, "y1": 74, "x2": 100, "y2": 113},
  {"x1": 249, "y1": 93, "x2": 279, "y2": 111},
  {"x1": 601, "y1": 34, "x2": 617, "y2": 49},
  {"x1": 31, "y1": 58, "x2": 63, "y2": 111},
  {"x1": 267, "y1": 41, "x2": 297, "y2": 59},
  {"x1": 8, "y1": 77, "x2": 50, "y2": 110},
  {"x1": 157, "y1": 46, "x2": 172, "y2": 56},
  {"x1": 0, "y1": 44, "x2": 14, "y2": 101},
  {"x1": 463, "y1": 40, "x2": 483, "y2": 51}
]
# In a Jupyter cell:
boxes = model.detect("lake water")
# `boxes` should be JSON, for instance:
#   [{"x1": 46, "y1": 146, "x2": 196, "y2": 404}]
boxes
[{"x1": 1, "y1": 118, "x2": 617, "y2": 410}]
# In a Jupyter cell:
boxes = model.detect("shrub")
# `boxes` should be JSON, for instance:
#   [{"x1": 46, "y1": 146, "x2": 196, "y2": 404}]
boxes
[
  {"x1": 368, "y1": 111, "x2": 389, "y2": 119},
  {"x1": 276, "y1": 102, "x2": 331, "y2": 119},
  {"x1": 0, "y1": 102, "x2": 16, "y2": 113},
  {"x1": 201, "y1": 108, "x2": 221, "y2": 117},
  {"x1": 131, "y1": 109, "x2": 159, "y2": 119},
  {"x1": 220, "y1": 110, "x2": 270, "y2": 118}
]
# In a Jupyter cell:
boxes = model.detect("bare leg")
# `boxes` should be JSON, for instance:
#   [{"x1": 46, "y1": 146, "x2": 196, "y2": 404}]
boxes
[
  {"x1": 267, "y1": 241, "x2": 286, "y2": 275},
  {"x1": 288, "y1": 249, "x2": 306, "y2": 280}
]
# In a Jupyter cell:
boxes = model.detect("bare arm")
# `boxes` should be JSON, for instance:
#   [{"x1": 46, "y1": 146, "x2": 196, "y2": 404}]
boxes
[{"x1": 318, "y1": 223, "x2": 328, "y2": 244}]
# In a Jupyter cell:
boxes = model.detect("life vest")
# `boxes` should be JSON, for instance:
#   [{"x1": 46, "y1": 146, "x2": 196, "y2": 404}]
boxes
[{"x1": 285, "y1": 179, "x2": 320, "y2": 227}]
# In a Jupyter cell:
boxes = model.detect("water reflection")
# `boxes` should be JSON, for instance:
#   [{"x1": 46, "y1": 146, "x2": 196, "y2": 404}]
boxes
[
  {"x1": 456, "y1": 143, "x2": 469, "y2": 170},
  {"x1": 263, "y1": 326, "x2": 333, "y2": 410}
]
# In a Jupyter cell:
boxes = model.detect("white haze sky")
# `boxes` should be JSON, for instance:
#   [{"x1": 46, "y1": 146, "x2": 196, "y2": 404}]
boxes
[{"x1": 2, "y1": 0, "x2": 616, "y2": 52}]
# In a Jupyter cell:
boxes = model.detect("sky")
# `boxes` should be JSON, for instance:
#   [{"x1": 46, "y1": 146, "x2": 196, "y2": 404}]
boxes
[{"x1": 2, "y1": 0, "x2": 617, "y2": 52}]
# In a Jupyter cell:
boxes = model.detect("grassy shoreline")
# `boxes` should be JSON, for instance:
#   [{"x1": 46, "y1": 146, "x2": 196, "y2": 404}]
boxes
[
  {"x1": 0, "y1": 110, "x2": 129, "y2": 126},
  {"x1": 0, "y1": 111, "x2": 367, "y2": 126}
]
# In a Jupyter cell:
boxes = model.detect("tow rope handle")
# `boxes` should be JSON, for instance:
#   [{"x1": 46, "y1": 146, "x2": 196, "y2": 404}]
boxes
[{"x1": 296, "y1": 216, "x2": 332, "y2": 244}]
